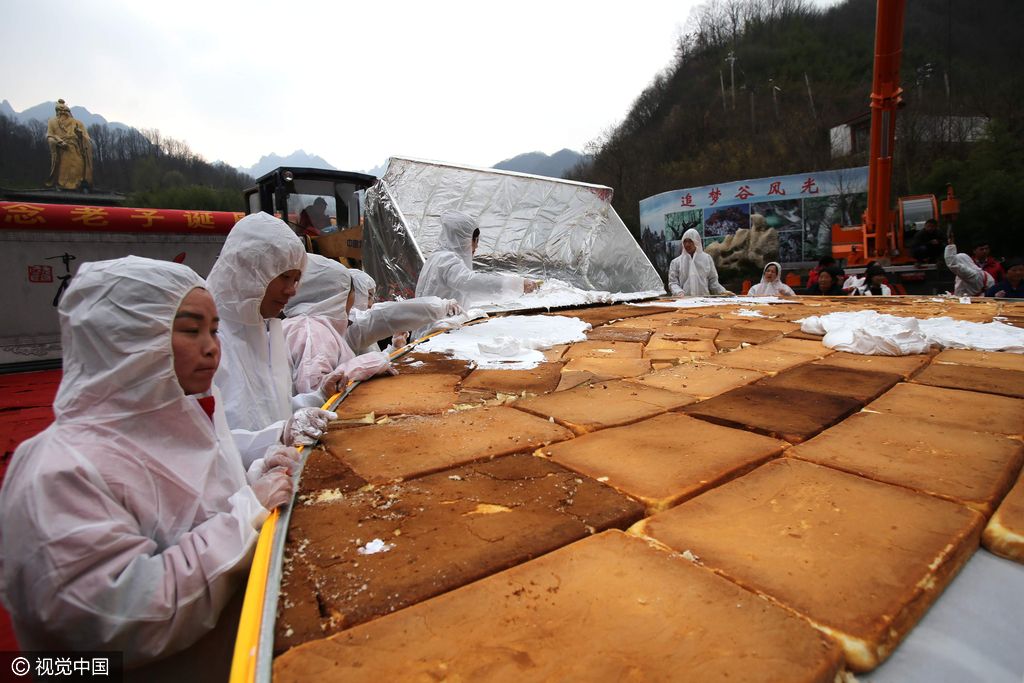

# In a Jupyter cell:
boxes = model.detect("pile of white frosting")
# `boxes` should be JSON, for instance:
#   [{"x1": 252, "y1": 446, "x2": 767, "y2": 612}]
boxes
[
  {"x1": 416, "y1": 315, "x2": 591, "y2": 369},
  {"x1": 799, "y1": 310, "x2": 1024, "y2": 355},
  {"x1": 629, "y1": 296, "x2": 793, "y2": 308},
  {"x1": 475, "y1": 277, "x2": 663, "y2": 311}
]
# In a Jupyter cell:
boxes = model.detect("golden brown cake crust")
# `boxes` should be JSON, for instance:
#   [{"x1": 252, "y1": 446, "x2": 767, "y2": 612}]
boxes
[
  {"x1": 634, "y1": 458, "x2": 984, "y2": 672},
  {"x1": 273, "y1": 531, "x2": 843, "y2": 683},
  {"x1": 983, "y1": 472, "x2": 1024, "y2": 562},
  {"x1": 706, "y1": 345, "x2": 817, "y2": 374},
  {"x1": 933, "y1": 349, "x2": 1024, "y2": 372},
  {"x1": 788, "y1": 412, "x2": 1024, "y2": 515},
  {"x1": 322, "y1": 406, "x2": 572, "y2": 483},
  {"x1": 865, "y1": 382, "x2": 1024, "y2": 435},
  {"x1": 275, "y1": 455, "x2": 644, "y2": 653},
  {"x1": 333, "y1": 373, "x2": 461, "y2": 418},
  {"x1": 513, "y1": 379, "x2": 694, "y2": 434},
  {"x1": 912, "y1": 363, "x2": 1024, "y2": 399},
  {"x1": 544, "y1": 412, "x2": 786, "y2": 512},
  {"x1": 584, "y1": 326, "x2": 653, "y2": 343},
  {"x1": 460, "y1": 362, "x2": 563, "y2": 395},
  {"x1": 628, "y1": 362, "x2": 764, "y2": 399},
  {"x1": 816, "y1": 351, "x2": 932, "y2": 379}
]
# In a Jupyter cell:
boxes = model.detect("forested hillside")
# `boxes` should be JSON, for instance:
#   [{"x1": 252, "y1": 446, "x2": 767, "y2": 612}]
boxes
[
  {"x1": 0, "y1": 116, "x2": 252, "y2": 211},
  {"x1": 569, "y1": 0, "x2": 1024, "y2": 254}
]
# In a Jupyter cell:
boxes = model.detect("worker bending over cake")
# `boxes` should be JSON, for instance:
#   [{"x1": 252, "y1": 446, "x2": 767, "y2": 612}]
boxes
[
  {"x1": 346, "y1": 267, "x2": 462, "y2": 354},
  {"x1": 0, "y1": 257, "x2": 294, "y2": 679},
  {"x1": 282, "y1": 254, "x2": 399, "y2": 393},
  {"x1": 944, "y1": 232, "x2": 995, "y2": 297},
  {"x1": 668, "y1": 228, "x2": 732, "y2": 297},
  {"x1": 206, "y1": 212, "x2": 336, "y2": 466},
  {"x1": 415, "y1": 209, "x2": 540, "y2": 308}
]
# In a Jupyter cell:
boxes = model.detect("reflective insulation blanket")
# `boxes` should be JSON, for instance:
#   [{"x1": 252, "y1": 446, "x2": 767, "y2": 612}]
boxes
[{"x1": 363, "y1": 157, "x2": 665, "y2": 308}]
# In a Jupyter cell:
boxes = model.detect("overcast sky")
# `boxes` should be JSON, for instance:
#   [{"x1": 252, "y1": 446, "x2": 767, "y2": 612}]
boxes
[{"x1": 4, "y1": 0, "x2": 836, "y2": 173}]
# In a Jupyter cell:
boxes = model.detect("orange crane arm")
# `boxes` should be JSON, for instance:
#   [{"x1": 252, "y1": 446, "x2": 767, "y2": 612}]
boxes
[{"x1": 863, "y1": 0, "x2": 906, "y2": 258}]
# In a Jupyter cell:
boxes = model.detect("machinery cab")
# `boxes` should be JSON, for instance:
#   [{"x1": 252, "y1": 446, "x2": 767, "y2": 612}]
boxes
[{"x1": 244, "y1": 167, "x2": 377, "y2": 265}]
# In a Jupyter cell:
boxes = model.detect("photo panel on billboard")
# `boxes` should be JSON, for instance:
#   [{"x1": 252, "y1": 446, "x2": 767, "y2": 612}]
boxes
[
  {"x1": 664, "y1": 209, "x2": 703, "y2": 261},
  {"x1": 704, "y1": 204, "x2": 750, "y2": 238},
  {"x1": 801, "y1": 192, "x2": 868, "y2": 261},
  {"x1": 750, "y1": 199, "x2": 801, "y2": 233}
]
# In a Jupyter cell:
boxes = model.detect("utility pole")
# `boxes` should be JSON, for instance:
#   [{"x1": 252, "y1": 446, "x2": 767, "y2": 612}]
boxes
[
  {"x1": 804, "y1": 72, "x2": 817, "y2": 120},
  {"x1": 769, "y1": 78, "x2": 781, "y2": 119},
  {"x1": 726, "y1": 51, "x2": 737, "y2": 110},
  {"x1": 720, "y1": 70, "x2": 728, "y2": 114}
]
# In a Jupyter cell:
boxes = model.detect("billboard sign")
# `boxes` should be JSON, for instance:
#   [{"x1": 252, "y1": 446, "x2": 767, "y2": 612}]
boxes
[{"x1": 639, "y1": 167, "x2": 868, "y2": 278}]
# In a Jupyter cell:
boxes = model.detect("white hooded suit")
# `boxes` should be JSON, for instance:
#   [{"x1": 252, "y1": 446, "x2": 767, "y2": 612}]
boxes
[
  {"x1": 282, "y1": 255, "x2": 395, "y2": 393},
  {"x1": 668, "y1": 228, "x2": 728, "y2": 296},
  {"x1": 0, "y1": 257, "x2": 267, "y2": 673},
  {"x1": 207, "y1": 212, "x2": 311, "y2": 465},
  {"x1": 414, "y1": 209, "x2": 524, "y2": 308},
  {"x1": 346, "y1": 268, "x2": 456, "y2": 353},
  {"x1": 944, "y1": 244, "x2": 995, "y2": 297},
  {"x1": 748, "y1": 261, "x2": 795, "y2": 297}
]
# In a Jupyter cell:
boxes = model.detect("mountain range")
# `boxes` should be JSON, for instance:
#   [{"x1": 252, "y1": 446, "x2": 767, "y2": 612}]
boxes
[
  {"x1": 0, "y1": 99, "x2": 132, "y2": 132},
  {"x1": 2, "y1": 100, "x2": 584, "y2": 180}
]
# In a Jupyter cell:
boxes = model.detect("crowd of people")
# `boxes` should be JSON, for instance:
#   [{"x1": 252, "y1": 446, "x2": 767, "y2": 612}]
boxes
[
  {"x1": 0, "y1": 206, "x2": 1019, "y2": 677},
  {"x1": 664, "y1": 224, "x2": 1020, "y2": 299},
  {"x1": 0, "y1": 208, "x2": 498, "y2": 679}
]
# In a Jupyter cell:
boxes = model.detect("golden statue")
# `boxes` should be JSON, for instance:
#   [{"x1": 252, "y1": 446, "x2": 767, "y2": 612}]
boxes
[{"x1": 45, "y1": 99, "x2": 94, "y2": 190}]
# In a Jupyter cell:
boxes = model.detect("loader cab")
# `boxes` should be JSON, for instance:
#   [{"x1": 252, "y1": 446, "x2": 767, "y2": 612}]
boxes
[
  {"x1": 244, "y1": 167, "x2": 377, "y2": 265},
  {"x1": 244, "y1": 167, "x2": 376, "y2": 236}
]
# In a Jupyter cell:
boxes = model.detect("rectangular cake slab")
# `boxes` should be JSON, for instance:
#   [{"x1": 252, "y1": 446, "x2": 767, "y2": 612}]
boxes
[
  {"x1": 276, "y1": 454, "x2": 644, "y2": 652},
  {"x1": 632, "y1": 458, "x2": 984, "y2": 672},
  {"x1": 322, "y1": 406, "x2": 573, "y2": 483},
  {"x1": 543, "y1": 412, "x2": 786, "y2": 512},
  {"x1": 514, "y1": 379, "x2": 695, "y2": 435},
  {"x1": 682, "y1": 384, "x2": 861, "y2": 443},
  {"x1": 273, "y1": 530, "x2": 844, "y2": 683},
  {"x1": 788, "y1": 411, "x2": 1024, "y2": 515}
]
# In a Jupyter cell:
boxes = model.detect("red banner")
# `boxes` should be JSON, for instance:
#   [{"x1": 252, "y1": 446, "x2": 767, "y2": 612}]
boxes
[{"x1": 0, "y1": 202, "x2": 243, "y2": 235}]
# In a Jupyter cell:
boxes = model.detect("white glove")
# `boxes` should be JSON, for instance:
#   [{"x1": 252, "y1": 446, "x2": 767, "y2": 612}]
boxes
[
  {"x1": 320, "y1": 365, "x2": 349, "y2": 397},
  {"x1": 391, "y1": 332, "x2": 410, "y2": 349},
  {"x1": 348, "y1": 351, "x2": 397, "y2": 381},
  {"x1": 245, "y1": 445, "x2": 301, "y2": 485},
  {"x1": 284, "y1": 408, "x2": 337, "y2": 446},
  {"x1": 251, "y1": 469, "x2": 293, "y2": 511},
  {"x1": 443, "y1": 299, "x2": 463, "y2": 317}
]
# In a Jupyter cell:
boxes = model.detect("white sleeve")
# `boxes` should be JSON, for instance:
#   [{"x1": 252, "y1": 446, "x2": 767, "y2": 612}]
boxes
[
  {"x1": 706, "y1": 258, "x2": 729, "y2": 294},
  {"x1": 439, "y1": 259, "x2": 524, "y2": 306},
  {"x1": 291, "y1": 390, "x2": 326, "y2": 410},
  {"x1": 668, "y1": 258, "x2": 684, "y2": 295},
  {"x1": 943, "y1": 244, "x2": 961, "y2": 273},
  {"x1": 780, "y1": 283, "x2": 796, "y2": 296},
  {"x1": 345, "y1": 298, "x2": 449, "y2": 352},
  {"x1": 230, "y1": 422, "x2": 285, "y2": 469},
  {"x1": 9, "y1": 468, "x2": 266, "y2": 666}
]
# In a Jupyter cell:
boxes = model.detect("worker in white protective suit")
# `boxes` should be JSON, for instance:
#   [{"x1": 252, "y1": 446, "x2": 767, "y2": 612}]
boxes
[
  {"x1": 282, "y1": 254, "x2": 401, "y2": 394},
  {"x1": 207, "y1": 212, "x2": 337, "y2": 467},
  {"x1": 844, "y1": 261, "x2": 893, "y2": 296},
  {"x1": 668, "y1": 228, "x2": 731, "y2": 296},
  {"x1": 747, "y1": 261, "x2": 795, "y2": 297},
  {"x1": 0, "y1": 256, "x2": 295, "y2": 679},
  {"x1": 347, "y1": 267, "x2": 463, "y2": 354},
  {"x1": 944, "y1": 233, "x2": 995, "y2": 297},
  {"x1": 414, "y1": 209, "x2": 540, "y2": 308}
]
